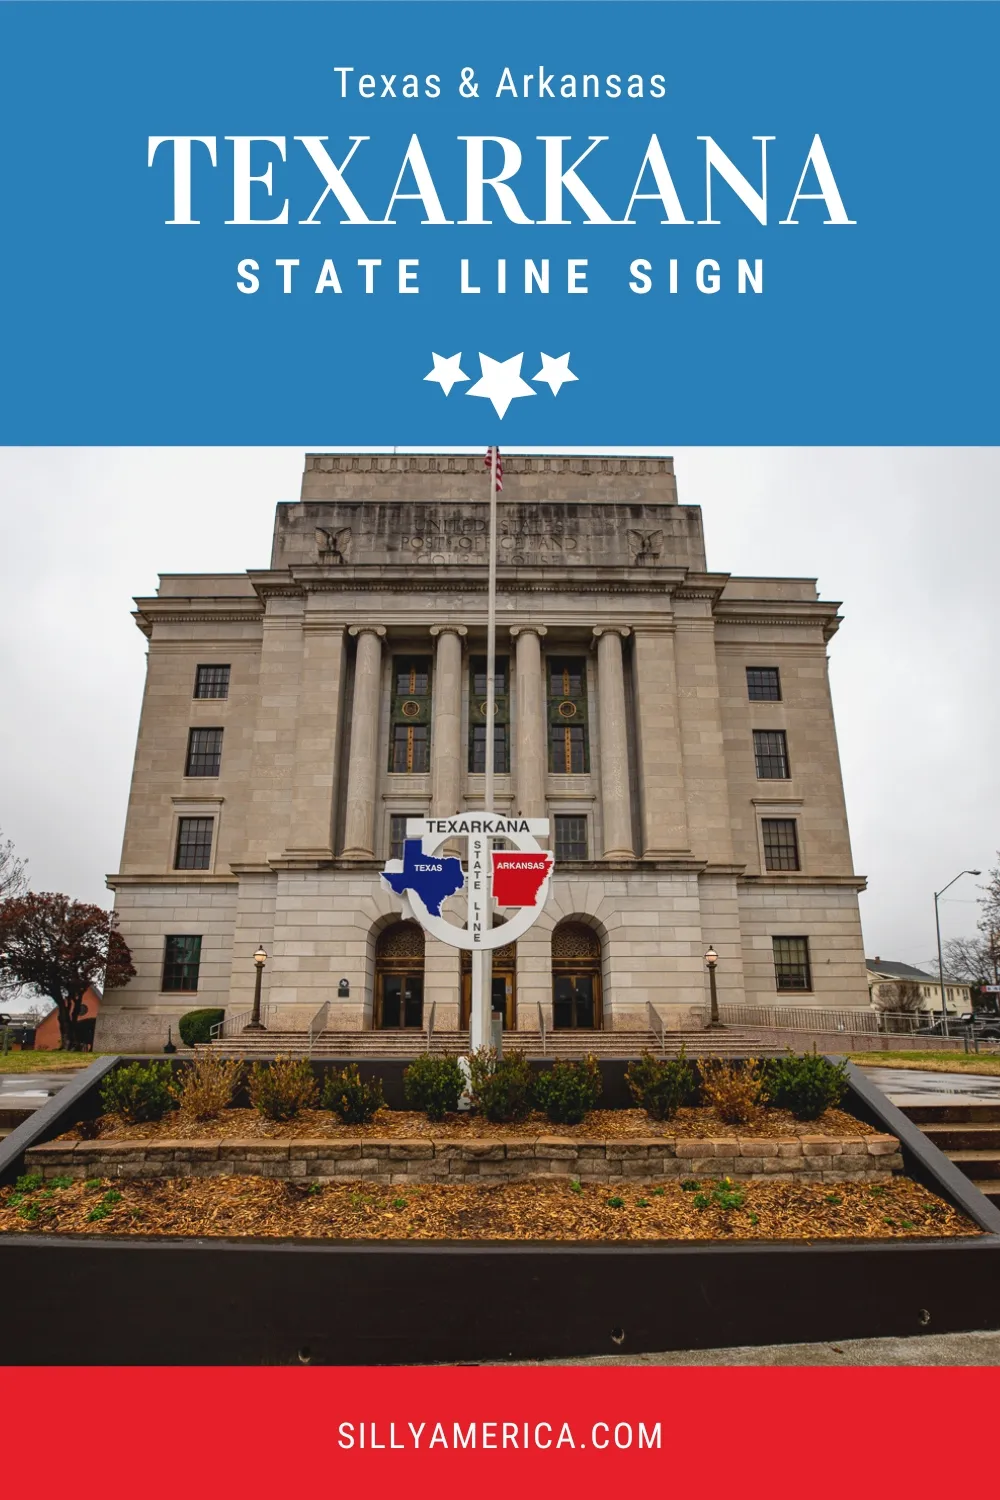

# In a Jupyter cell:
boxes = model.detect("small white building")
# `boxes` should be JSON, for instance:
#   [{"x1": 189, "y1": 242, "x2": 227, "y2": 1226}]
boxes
[{"x1": 866, "y1": 958, "x2": 973, "y2": 1021}]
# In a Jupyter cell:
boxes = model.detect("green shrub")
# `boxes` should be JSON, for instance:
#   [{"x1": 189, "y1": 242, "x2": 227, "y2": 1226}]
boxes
[
  {"x1": 625, "y1": 1049, "x2": 698, "y2": 1120},
  {"x1": 764, "y1": 1049, "x2": 848, "y2": 1120},
  {"x1": 402, "y1": 1054, "x2": 465, "y2": 1120},
  {"x1": 468, "y1": 1047, "x2": 534, "y2": 1123},
  {"x1": 173, "y1": 1053, "x2": 243, "y2": 1121},
  {"x1": 698, "y1": 1058, "x2": 766, "y2": 1125},
  {"x1": 247, "y1": 1057, "x2": 318, "y2": 1121},
  {"x1": 100, "y1": 1061, "x2": 176, "y2": 1124},
  {"x1": 532, "y1": 1055, "x2": 603, "y2": 1125},
  {"x1": 321, "y1": 1064, "x2": 385, "y2": 1125},
  {"x1": 177, "y1": 1008, "x2": 225, "y2": 1047}
]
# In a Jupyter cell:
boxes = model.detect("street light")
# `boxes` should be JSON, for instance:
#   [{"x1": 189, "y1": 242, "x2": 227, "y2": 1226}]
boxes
[
  {"x1": 934, "y1": 872, "x2": 980, "y2": 1038},
  {"x1": 705, "y1": 944, "x2": 724, "y2": 1029},
  {"x1": 243, "y1": 943, "x2": 268, "y2": 1032}
]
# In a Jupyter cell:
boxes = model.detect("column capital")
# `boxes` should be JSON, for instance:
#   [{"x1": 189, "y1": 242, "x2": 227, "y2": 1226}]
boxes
[
  {"x1": 510, "y1": 625, "x2": 548, "y2": 640},
  {"x1": 592, "y1": 626, "x2": 631, "y2": 641},
  {"x1": 348, "y1": 624, "x2": 387, "y2": 639},
  {"x1": 429, "y1": 624, "x2": 468, "y2": 639}
]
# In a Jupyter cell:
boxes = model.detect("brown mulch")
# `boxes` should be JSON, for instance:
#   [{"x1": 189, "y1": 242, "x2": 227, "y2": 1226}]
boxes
[
  {"x1": 63, "y1": 1106, "x2": 877, "y2": 1144},
  {"x1": 0, "y1": 1175, "x2": 975, "y2": 1243}
]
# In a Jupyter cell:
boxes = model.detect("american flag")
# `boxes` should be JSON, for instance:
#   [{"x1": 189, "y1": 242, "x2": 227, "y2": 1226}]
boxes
[{"x1": 484, "y1": 446, "x2": 503, "y2": 491}]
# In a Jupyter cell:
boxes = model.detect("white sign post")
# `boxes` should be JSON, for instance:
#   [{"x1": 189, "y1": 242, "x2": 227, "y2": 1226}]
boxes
[{"x1": 381, "y1": 813, "x2": 554, "y2": 1051}]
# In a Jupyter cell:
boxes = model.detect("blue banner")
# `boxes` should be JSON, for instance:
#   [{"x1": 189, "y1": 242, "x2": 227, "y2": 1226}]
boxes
[{"x1": 0, "y1": 1, "x2": 997, "y2": 443}]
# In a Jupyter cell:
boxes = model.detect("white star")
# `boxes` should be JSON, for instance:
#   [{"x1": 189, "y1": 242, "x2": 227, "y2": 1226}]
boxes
[
  {"x1": 424, "y1": 352, "x2": 469, "y2": 397},
  {"x1": 533, "y1": 352, "x2": 578, "y2": 397},
  {"x1": 466, "y1": 353, "x2": 536, "y2": 420}
]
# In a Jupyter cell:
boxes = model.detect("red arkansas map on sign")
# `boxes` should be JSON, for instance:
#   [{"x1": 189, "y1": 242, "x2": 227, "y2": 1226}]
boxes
[{"x1": 491, "y1": 851, "x2": 554, "y2": 907}]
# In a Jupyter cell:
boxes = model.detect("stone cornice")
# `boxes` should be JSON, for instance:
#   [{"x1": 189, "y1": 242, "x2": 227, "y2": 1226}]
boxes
[
  {"x1": 740, "y1": 874, "x2": 867, "y2": 890},
  {"x1": 304, "y1": 453, "x2": 675, "y2": 479},
  {"x1": 106, "y1": 873, "x2": 239, "y2": 889}
]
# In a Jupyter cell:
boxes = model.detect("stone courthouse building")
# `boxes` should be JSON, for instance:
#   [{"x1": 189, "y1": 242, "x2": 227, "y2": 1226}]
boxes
[{"x1": 97, "y1": 452, "x2": 869, "y2": 1051}]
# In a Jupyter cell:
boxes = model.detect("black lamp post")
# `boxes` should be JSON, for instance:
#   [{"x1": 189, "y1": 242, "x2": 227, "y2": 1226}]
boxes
[
  {"x1": 705, "y1": 944, "x2": 724, "y2": 1029},
  {"x1": 243, "y1": 944, "x2": 268, "y2": 1032},
  {"x1": 934, "y1": 871, "x2": 980, "y2": 1037}
]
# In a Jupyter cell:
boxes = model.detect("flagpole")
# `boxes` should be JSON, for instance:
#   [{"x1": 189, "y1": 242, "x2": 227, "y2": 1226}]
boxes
[{"x1": 471, "y1": 445, "x2": 499, "y2": 1056}]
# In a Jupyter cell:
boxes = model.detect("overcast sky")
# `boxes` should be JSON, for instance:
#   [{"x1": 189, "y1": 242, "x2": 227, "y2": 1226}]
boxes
[{"x1": 1, "y1": 446, "x2": 997, "y2": 974}]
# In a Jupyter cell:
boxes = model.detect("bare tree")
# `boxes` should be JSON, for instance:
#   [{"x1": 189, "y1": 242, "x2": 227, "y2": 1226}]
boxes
[
  {"x1": 0, "y1": 831, "x2": 28, "y2": 900},
  {"x1": 981, "y1": 857, "x2": 1000, "y2": 944},
  {"x1": 875, "y1": 979, "x2": 925, "y2": 1015},
  {"x1": 943, "y1": 935, "x2": 999, "y2": 988}
]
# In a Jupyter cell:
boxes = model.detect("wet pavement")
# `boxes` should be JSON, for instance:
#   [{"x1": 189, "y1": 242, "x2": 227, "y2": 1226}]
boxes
[
  {"x1": 861, "y1": 1066, "x2": 1000, "y2": 1104},
  {"x1": 0, "y1": 1070, "x2": 85, "y2": 1116}
]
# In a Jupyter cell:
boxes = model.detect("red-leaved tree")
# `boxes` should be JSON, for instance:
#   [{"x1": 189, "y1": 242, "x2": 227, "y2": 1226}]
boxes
[{"x1": 0, "y1": 893, "x2": 135, "y2": 1049}]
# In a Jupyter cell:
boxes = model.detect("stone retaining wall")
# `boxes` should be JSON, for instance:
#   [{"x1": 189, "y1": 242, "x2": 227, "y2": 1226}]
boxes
[{"x1": 27, "y1": 1133, "x2": 903, "y2": 1186}]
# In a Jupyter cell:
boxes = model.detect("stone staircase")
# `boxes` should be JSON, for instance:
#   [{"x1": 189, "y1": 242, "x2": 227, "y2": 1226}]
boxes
[
  {"x1": 205, "y1": 1026, "x2": 786, "y2": 1060},
  {"x1": 896, "y1": 1101, "x2": 1000, "y2": 1208}
]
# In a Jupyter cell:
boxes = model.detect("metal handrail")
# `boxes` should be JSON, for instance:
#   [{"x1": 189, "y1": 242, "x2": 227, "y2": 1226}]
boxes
[
  {"x1": 308, "y1": 1000, "x2": 330, "y2": 1056},
  {"x1": 425, "y1": 1000, "x2": 436, "y2": 1052},
  {"x1": 647, "y1": 1001, "x2": 667, "y2": 1056},
  {"x1": 209, "y1": 1005, "x2": 278, "y2": 1040},
  {"x1": 537, "y1": 1001, "x2": 547, "y2": 1057}
]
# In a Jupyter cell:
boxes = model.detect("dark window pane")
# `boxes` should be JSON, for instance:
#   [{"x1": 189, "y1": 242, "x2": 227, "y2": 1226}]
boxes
[
  {"x1": 174, "y1": 817, "x2": 214, "y2": 870},
  {"x1": 555, "y1": 815, "x2": 588, "y2": 861},
  {"x1": 773, "y1": 936, "x2": 811, "y2": 991},
  {"x1": 194, "y1": 665, "x2": 230, "y2": 699},
  {"x1": 469, "y1": 723, "x2": 509, "y2": 773},
  {"x1": 548, "y1": 723, "x2": 587, "y2": 774},
  {"x1": 762, "y1": 818, "x2": 799, "y2": 871},
  {"x1": 753, "y1": 730, "x2": 789, "y2": 779},
  {"x1": 548, "y1": 657, "x2": 584, "y2": 698},
  {"x1": 395, "y1": 657, "x2": 430, "y2": 696},
  {"x1": 186, "y1": 728, "x2": 223, "y2": 777},
  {"x1": 747, "y1": 667, "x2": 781, "y2": 702},
  {"x1": 390, "y1": 724, "x2": 429, "y2": 774},
  {"x1": 471, "y1": 655, "x2": 508, "y2": 698},
  {"x1": 389, "y1": 815, "x2": 408, "y2": 861},
  {"x1": 162, "y1": 935, "x2": 202, "y2": 992}
]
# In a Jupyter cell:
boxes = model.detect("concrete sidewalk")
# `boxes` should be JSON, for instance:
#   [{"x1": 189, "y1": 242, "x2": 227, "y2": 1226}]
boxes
[{"x1": 516, "y1": 1330, "x2": 1000, "y2": 1365}]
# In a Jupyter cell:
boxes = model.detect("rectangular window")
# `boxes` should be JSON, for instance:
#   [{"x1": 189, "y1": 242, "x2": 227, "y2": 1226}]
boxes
[
  {"x1": 555, "y1": 815, "x2": 588, "y2": 861},
  {"x1": 753, "y1": 729, "x2": 789, "y2": 779},
  {"x1": 470, "y1": 723, "x2": 509, "y2": 774},
  {"x1": 395, "y1": 658, "x2": 430, "y2": 696},
  {"x1": 762, "y1": 818, "x2": 800, "y2": 871},
  {"x1": 194, "y1": 664, "x2": 231, "y2": 699},
  {"x1": 185, "y1": 727, "x2": 223, "y2": 777},
  {"x1": 162, "y1": 934, "x2": 202, "y2": 992},
  {"x1": 549, "y1": 723, "x2": 587, "y2": 774},
  {"x1": 747, "y1": 667, "x2": 781, "y2": 701},
  {"x1": 389, "y1": 815, "x2": 408, "y2": 861},
  {"x1": 174, "y1": 817, "x2": 214, "y2": 871},
  {"x1": 548, "y1": 658, "x2": 585, "y2": 698},
  {"x1": 391, "y1": 723, "x2": 429, "y2": 774},
  {"x1": 773, "y1": 936, "x2": 812, "y2": 992},
  {"x1": 471, "y1": 656, "x2": 508, "y2": 697}
]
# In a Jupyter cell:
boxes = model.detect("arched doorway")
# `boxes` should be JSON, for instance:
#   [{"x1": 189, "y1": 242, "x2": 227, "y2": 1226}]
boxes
[
  {"x1": 461, "y1": 921, "x2": 516, "y2": 1030},
  {"x1": 551, "y1": 921, "x2": 603, "y2": 1030},
  {"x1": 375, "y1": 921, "x2": 425, "y2": 1029}
]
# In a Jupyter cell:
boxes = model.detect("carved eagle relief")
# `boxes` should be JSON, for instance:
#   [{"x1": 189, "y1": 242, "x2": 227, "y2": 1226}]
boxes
[
  {"x1": 315, "y1": 526, "x2": 353, "y2": 564},
  {"x1": 627, "y1": 528, "x2": 663, "y2": 563}
]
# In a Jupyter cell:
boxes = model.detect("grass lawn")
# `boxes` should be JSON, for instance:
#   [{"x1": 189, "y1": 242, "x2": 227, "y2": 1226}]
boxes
[
  {"x1": 0, "y1": 1051, "x2": 107, "y2": 1074},
  {"x1": 850, "y1": 1051, "x2": 1000, "y2": 1076}
]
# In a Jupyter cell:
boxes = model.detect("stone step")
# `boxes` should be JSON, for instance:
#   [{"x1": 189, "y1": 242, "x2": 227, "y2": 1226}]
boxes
[
  {"x1": 919, "y1": 1123, "x2": 1000, "y2": 1152},
  {"x1": 973, "y1": 1179, "x2": 1000, "y2": 1207},
  {"x1": 205, "y1": 1027, "x2": 787, "y2": 1060},
  {"x1": 900, "y1": 1102, "x2": 1000, "y2": 1125},
  {"x1": 944, "y1": 1149, "x2": 1000, "y2": 1181}
]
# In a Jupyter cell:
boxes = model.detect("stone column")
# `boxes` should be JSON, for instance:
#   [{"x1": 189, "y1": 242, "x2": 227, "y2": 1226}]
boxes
[
  {"x1": 429, "y1": 624, "x2": 467, "y2": 815},
  {"x1": 631, "y1": 624, "x2": 690, "y2": 856},
  {"x1": 286, "y1": 619, "x2": 346, "y2": 858},
  {"x1": 593, "y1": 627, "x2": 635, "y2": 859},
  {"x1": 341, "y1": 625, "x2": 386, "y2": 858},
  {"x1": 511, "y1": 625, "x2": 547, "y2": 818}
]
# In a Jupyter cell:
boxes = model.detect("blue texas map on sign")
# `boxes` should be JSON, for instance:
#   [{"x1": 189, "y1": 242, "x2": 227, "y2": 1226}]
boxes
[{"x1": 383, "y1": 839, "x2": 465, "y2": 917}]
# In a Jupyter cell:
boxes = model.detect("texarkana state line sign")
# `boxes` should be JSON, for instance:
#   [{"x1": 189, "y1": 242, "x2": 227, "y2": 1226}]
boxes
[{"x1": 381, "y1": 814, "x2": 554, "y2": 948}]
